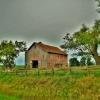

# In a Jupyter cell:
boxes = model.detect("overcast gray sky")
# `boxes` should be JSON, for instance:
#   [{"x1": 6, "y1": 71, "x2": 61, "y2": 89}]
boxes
[
  {"x1": 0, "y1": 0, "x2": 98, "y2": 65},
  {"x1": 0, "y1": 0, "x2": 98, "y2": 48}
]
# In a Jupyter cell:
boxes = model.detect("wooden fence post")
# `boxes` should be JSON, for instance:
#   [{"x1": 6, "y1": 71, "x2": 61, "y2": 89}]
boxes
[
  {"x1": 37, "y1": 67, "x2": 40, "y2": 76},
  {"x1": 52, "y1": 67, "x2": 54, "y2": 76}
]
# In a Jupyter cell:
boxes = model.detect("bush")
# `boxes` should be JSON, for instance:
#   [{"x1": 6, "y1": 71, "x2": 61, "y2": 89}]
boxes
[
  {"x1": 80, "y1": 57, "x2": 86, "y2": 66},
  {"x1": 87, "y1": 57, "x2": 95, "y2": 66},
  {"x1": 69, "y1": 58, "x2": 80, "y2": 67}
]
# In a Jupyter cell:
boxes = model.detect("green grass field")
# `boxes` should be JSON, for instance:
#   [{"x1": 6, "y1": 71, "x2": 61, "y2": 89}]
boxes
[{"x1": 0, "y1": 66, "x2": 100, "y2": 100}]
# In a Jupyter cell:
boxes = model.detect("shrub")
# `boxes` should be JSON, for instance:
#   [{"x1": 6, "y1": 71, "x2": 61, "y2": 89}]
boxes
[{"x1": 69, "y1": 58, "x2": 80, "y2": 67}]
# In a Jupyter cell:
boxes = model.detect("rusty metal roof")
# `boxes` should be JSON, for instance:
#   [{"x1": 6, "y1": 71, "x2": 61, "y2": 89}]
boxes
[{"x1": 28, "y1": 42, "x2": 67, "y2": 55}]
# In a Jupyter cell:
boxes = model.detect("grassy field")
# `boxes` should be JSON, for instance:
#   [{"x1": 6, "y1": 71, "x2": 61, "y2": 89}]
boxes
[{"x1": 0, "y1": 66, "x2": 100, "y2": 100}]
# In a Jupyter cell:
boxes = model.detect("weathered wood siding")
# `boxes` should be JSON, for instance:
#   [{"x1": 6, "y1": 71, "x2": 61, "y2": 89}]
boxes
[
  {"x1": 47, "y1": 53, "x2": 67, "y2": 67},
  {"x1": 26, "y1": 44, "x2": 67, "y2": 69},
  {"x1": 26, "y1": 46, "x2": 48, "y2": 69}
]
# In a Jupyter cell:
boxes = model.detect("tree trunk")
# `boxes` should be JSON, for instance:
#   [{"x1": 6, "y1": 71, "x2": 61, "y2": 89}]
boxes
[
  {"x1": 94, "y1": 56, "x2": 100, "y2": 65},
  {"x1": 92, "y1": 44, "x2": 100, "y2": 65}
]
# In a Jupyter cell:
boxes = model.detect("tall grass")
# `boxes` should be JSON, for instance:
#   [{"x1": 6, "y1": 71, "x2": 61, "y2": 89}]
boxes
[
  {"x1": 0, "y1": 93, "x2": 20, "y2": 100},
  {"x1": 0, "y1": 66, "x2": 100, "y2": 99}
]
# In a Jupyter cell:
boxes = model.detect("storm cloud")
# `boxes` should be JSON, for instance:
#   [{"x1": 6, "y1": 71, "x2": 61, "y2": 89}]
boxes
[{"x1": 0, "y1": 0, "x2": 98, "y2": 47}]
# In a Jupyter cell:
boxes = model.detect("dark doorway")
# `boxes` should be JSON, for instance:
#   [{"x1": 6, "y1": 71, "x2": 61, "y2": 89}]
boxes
[{"x1": 32, "y1": 60, "x2": 38, "y2": 68}]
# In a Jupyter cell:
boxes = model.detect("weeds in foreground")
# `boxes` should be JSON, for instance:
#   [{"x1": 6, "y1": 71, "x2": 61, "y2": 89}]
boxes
[{"x1": 0, "y1": 67, "x2": 100, "y2": 100}]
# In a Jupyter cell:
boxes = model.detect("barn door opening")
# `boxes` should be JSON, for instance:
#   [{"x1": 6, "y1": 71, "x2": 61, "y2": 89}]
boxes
[{"x1": 32, "y1": 60, "x2": 38, "y2": 68}]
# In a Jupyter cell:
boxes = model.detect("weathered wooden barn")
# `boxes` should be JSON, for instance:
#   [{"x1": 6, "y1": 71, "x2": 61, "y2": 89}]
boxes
[{"x1": 25, "y1": 42, "x2": 67, "y2": 69}]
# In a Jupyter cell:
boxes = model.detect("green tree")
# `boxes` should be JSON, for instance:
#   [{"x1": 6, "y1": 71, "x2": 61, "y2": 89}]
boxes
[
  {"x1": 69, "y1": 57, "x2": 80, "y2": 67},
  {"x1": 80, "y1": 56, "x2": 86, "y2": 66},
  {"x1": 80, "y1": 56, "x2": 95, "y2": 66},
  {"x1": 87, "y1": 57, "x2": 95, "y2": 66},
  {"x1": 0, "y1": 40, "x2": 26, "y2": 69},
  {"x1": 96, "y1": 0, "x2": 100, "y2": 12},
  {"x1": 61, "y1": 22, "x2": 100, "y2": 65}
]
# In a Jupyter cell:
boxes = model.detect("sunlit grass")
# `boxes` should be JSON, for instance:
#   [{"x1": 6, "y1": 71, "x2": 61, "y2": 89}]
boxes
[
  {"x1": 0, "y1": 66, "x2": 100, "y2": 99},
  {"x1": 0, "y1": 93, "x2": 20, "y2": 100}
]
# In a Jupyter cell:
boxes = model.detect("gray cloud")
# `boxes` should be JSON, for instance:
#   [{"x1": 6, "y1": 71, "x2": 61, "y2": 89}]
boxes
[{"x1": 0, "y1": 0, "x2": 98, "y2": 47}]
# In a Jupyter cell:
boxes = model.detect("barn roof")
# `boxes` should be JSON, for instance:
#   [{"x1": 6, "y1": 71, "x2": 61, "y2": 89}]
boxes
[{"x1": 28, "y1": 42, "x2": 67, "y2": 55}]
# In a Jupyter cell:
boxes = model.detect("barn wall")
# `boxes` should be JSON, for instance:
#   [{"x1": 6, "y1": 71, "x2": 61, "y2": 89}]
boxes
[
  {"x1": 26, "y1": 46, "x2": 48, "y2": 69},
  {"x1": 47, "y1": 53, "x2": 67, "y2": 68},
  {"x1": 25, "y1": 51, "x2": 27, "y2": 66}
]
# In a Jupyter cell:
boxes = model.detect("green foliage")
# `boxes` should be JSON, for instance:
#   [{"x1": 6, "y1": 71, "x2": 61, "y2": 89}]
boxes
[
  {"x1": 60, "y1": 33, "x2": 77, "y2": 50},
  {"x1": 61, "y1": 20, "x2": 100, "y2": 64},
  {"x1": 87, "y1": 57, "x2": 95, "y2": 66},
  {"x1": 0, "y1": 40, "x2": 26, "y2": 69},
  {"x1": 0, "y1": 93, "x2": 20, "y2": 100},
  {"x1": 80, "y1": 56, "x2": 86, "y2": 66},
  {"x1": 80, "y1": 56, "x2": 95, "y2": 66},
  {"x1": 69, "y1": 58, "x2": 80, "y2": 67},
  {"x1": 96, "y1": 0, "x2": 100, "y2": 12}
]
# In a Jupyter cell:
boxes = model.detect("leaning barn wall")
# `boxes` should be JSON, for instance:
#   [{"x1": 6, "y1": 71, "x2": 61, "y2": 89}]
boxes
[
  {"x1": 26, "y1": 46, "x2": 48, "y2": 69},
  {"x1": 48, "y1": 53, "x2": 67, "y2": 68}
]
